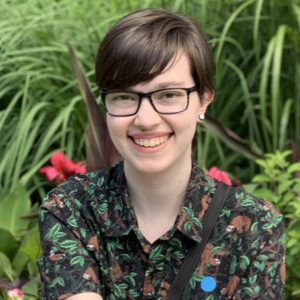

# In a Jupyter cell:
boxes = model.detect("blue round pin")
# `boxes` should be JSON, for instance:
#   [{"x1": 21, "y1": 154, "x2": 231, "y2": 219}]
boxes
[{"x1": 200, "y1": 276, "x2": 217, "y2": 292}]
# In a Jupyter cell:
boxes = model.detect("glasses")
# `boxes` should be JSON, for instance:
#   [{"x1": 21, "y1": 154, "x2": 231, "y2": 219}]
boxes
[{"x1": 101, "y1": 86, "x2": 198, "y2": 117}]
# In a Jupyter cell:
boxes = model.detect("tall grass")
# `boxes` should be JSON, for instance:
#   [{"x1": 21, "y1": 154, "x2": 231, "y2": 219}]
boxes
[
  {"x1": 1, "y1": 0, "x2": 299, "y2": 191},
  {"x1": 196, "y1": 0, "x2": 300, "y2": 180},
  {"x1": 0, "y1": 0, "x2": 190, "y2": 198}
]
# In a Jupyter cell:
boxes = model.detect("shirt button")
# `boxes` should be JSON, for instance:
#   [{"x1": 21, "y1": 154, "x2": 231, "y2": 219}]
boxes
[
  {"x1": 87, "y1": 244, "x2": 96, "y2": 251},
  {"x1": 83, "y1": 273, "x2": 90, "y2": 280},
  {"x1": 226, "y1": 225, "x2": 235, "y2": 232},
  {"x1": 263, "y1": 204, "x2": 270, "y2": 210},
  {"x1": 143, "y1": 245, "x2": 151, "y2": 253}
]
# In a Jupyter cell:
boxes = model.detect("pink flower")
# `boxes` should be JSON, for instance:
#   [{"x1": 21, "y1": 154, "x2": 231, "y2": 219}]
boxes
[
  {"x1": 7, "y1": 288, "x2": 24, "y2": 299},
  {"x1": 208, "y1": 167, "x2": 232, "y2": 185},
  {"x1": 40, "y1": 152, "x2": 87, "y2": 184}
]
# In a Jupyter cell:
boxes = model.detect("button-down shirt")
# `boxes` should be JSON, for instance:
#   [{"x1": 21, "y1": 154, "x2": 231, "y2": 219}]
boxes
[{"x1": 39, "y1": 161, "x2": 285, "y2": 299}]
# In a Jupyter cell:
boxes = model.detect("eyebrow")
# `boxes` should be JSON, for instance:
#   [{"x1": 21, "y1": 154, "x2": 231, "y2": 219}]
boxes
[
  {"x1": 154, "y1": 81, "x2": 186, "y2": 89},
  {"x1": 124, "y1": 81, "x2": 189, "y2": 93}
]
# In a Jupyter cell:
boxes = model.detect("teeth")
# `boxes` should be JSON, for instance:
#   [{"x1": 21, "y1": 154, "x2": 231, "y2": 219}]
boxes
[{"x1": 134, "y1": 136, "x2": 168, "y2": 148}]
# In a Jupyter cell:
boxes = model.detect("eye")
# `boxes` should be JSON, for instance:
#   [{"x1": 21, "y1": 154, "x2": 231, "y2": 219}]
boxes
[
  {"x1": 163, "y1": 92, "x2": 177, "y2": 98},
  {"x1": 155, "y1": 89, "x2": 184, "y2": 101},
  {"x1": 109, "y1": 92, "x2": 137, "y2": 101}
]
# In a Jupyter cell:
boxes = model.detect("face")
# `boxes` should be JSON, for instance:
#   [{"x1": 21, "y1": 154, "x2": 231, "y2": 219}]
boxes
[{"x1": 106, "y1": 52, "x2": 213, "y2": 176}]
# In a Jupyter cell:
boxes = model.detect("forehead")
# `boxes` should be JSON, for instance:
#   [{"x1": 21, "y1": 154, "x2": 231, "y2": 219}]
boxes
[{"x1": 131, "y1": 52, "x2": 194, "y2": 92}]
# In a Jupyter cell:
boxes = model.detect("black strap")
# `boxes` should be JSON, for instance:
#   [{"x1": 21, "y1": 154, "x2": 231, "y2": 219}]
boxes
[{"x1": 167, "y1": 183, "x2": 231, "y2": 300}]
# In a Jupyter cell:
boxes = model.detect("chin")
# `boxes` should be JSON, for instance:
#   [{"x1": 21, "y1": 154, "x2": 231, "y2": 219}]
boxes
[{"x1": 126, "y1": 158, "x2": 172, "y2": 176}]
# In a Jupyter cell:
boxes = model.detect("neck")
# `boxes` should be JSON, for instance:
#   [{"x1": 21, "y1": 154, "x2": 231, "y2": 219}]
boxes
[{"x1": 124, "y1": 157, "x2": 192, "y2": 219}]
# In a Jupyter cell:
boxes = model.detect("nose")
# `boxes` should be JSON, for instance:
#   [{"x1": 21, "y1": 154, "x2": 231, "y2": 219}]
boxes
[{"x1": 133, "y1": 97, "x2": 161, "y2": 128}]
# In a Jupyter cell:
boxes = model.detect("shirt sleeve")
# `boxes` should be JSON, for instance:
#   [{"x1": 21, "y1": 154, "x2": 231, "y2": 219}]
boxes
[
  {"x1": 228, "y1": 201, "x2": 286, "y2": 300},
  {"x1": 38, "y1": 188, "x2": 102, "y2": 300}
]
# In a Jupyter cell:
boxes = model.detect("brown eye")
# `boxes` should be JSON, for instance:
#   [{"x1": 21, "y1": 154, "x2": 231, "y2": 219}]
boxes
[
  {"x1": 109, "y1": 93, "x2": 136, "y2": 101},
  {"x1": 154, "y1": 89, "x2": 185, "y2": 102}
]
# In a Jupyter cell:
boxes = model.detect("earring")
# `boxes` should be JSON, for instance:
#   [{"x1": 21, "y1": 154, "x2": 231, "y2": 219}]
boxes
[{"x1": 198, "y1": 113, "x2": 205, "y2": 120}]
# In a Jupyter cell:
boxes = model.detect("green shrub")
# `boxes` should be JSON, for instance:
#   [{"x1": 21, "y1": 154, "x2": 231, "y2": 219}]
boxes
[{"x1": 248, "y1": 151, "x2": 300, "y2": 299}]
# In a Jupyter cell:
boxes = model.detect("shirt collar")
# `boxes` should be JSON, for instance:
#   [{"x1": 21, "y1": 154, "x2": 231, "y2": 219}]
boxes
[{"x1": 101, "y1": 161, "x2": 217, "y2": 242}]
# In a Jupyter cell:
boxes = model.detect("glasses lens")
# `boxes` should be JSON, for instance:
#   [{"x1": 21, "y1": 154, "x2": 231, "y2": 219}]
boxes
[
  {"x1": 105, "y1": 92, "x2": 139, "y2": 116},
  {"x1": 152, "y1": 89, "x2": 188, "y2": 113}
]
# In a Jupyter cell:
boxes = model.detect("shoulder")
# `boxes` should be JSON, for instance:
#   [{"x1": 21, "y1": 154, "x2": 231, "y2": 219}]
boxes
[
  {"x1": 40, "y1": 162, "x2": 125, "y2": 213},
  {"x1": 222, "y1": 185, "x2": 284, "y2": 238}
]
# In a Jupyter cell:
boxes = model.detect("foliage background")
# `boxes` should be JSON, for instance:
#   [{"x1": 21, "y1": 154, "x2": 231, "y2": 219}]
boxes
[{"x1": 0, "y1": 0, "x2": 299, "y2": 299}]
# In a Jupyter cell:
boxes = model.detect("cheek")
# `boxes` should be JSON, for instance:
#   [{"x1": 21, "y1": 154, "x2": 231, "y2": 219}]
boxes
[
  {"x1": 176, "y1": 117, "x2": 198, "y2": 140},
  {"x1": 106, "y1": 118, "x2": 123, "y2": 142},
  {"x1": 106, "y1": 117, "x2": 132, "y2": 144}
]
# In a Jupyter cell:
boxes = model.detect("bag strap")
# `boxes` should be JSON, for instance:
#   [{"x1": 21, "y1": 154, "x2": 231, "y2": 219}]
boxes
[{"x1": 167, "y1": 183, "x2": 231, "y2": 300}]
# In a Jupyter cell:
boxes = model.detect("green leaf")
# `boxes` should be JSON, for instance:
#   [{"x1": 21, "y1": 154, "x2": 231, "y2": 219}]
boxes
[
  {"x1": 249, "y1": 274, "x2": 258, "y2": 285},
  {"x1": 262, "y1": 223, "x2": 275, "y2": 230},
  {"x1": 0, "y1": 251, "x2": 14, "y2": 281},
  {"x1": 183, "y1": 222, "x2": 192, "y2": 232},
  {"x1": 254, "y1": 285, "x2": 261, "y2": 294},
  {"x1": 254, "y1": 261, "x2": 265, "y2": 271},
  {"x1": 49, "y1": 277, "x2": 65, "y2": 288},
  {"x1": 0, "y1": 184, "x2": 31, "y2": 236},
  {"x1": 278, "y1": 180, "x2": 294, "y2": 194},
  {"x1": 287, "y1": 163, "x2": 300, "y2": 173},
  {"x1": 242, "y1": 287, "x2": 255, "y2": 296},
  {"x1": 0, "y1": 228, "x2": 18, "y2": 255},
  {"x1": 240, "y1": 199, "x2": 256, "y2": 207},
  {"x1": 287, "y1": 238, "x2": 298, "y2": 248},
  {"x1": 240, "y1": 255, "x2": 250, "y2": 271},
  {"x1": 252, "y1": 174, "x2": 271, "y2": 183},
  {"x1": 250, "y1": 222, "x2": 259, "y2": 233},
  {"x1": 229, "y1": 256, "x2": 237, "y2": 274},
  {"x1": 124, "y1": 273, "x2": 137, "y2": 287},
  {"x1": 46, "y1": 223, "x2": 66, "y2": 242},
  {"x1": 257, "y1": 254, "x2": 269, "y2": 261},
  {"x1": 294, "y1": 180, "x2": 300, "y2": 193},
  {"x1": 149, "y1": 245, "x2": 164, "y2": 261},
  {"x1": 22, "y1": 278, "x2": 39, "y2": 298},
  {"x1": 19, "y1": 227, "x2": 41, "y2": 263},
  {"x1": 70, "y1": 256, "x2": 85, "y2": 266},
  {"x1": 60, "y1": 239, "x2": 78, "y2": 250},
  {"x1": 67, "y1": 215, "x2": 78, "y2": 227},
  {"x1": 12, "y1": 246, "x2": 29, "y2": 276}
]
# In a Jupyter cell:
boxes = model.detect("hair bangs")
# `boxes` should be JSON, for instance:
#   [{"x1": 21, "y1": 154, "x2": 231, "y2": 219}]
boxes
[
  {"x1": 96, "y1": 9, "x2": 214, "y2": 94},
  {"x1": 99, "y1": 29, "x2": 179, "y2": 91}
]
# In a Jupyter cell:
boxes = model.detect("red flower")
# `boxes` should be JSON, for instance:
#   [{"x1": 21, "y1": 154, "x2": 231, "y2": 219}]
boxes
[
  {"x1": 208, "y1": 167, "x2": 232, "y2": 186},
  {"x1": 40, "y1": 152, "x2": 87, "y2": 184}
]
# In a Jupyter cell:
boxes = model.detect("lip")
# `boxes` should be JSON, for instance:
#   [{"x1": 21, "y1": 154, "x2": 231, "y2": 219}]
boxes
[
  {"x1": 129, "y1": 132, "x2": 172, "y2": 139},
  {"x1": 128, "y1": 132, "x2": 172, "y2": 152}
]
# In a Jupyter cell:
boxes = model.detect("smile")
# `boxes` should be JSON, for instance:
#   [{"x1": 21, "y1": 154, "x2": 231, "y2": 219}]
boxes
[{"x1": 133, "y1": 136, "x2": 169, "y2": 148}]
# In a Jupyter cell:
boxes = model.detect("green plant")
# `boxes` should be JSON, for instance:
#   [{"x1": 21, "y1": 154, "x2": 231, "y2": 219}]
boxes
[
  {"x1": 197, "y1": 0, "x2": 300, "y2": 180},
  {"x1": 248, "y1": 151, "x2": 300, "y2": 299},
  {"x1": 0, "y1": 185, "x2": 41, "y2": 300},
  {"x1": 1, "y1": 0, "x2": 299, "y2": 188}
]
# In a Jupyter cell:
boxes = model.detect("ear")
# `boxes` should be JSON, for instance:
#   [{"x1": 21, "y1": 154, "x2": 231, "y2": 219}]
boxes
[{"x1": 197, "y1": 90, "x2": 214, "y2": 122}]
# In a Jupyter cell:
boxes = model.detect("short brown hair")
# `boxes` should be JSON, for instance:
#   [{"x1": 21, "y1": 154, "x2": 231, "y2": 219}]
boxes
[{"x1": 95, "y1": 8, "x2": 214, "y2": 96}]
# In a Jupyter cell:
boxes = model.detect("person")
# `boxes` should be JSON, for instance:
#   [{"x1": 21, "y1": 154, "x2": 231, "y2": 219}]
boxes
[{"x1": 38, "y1": 8, "x2": 285, "y2": 300}]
